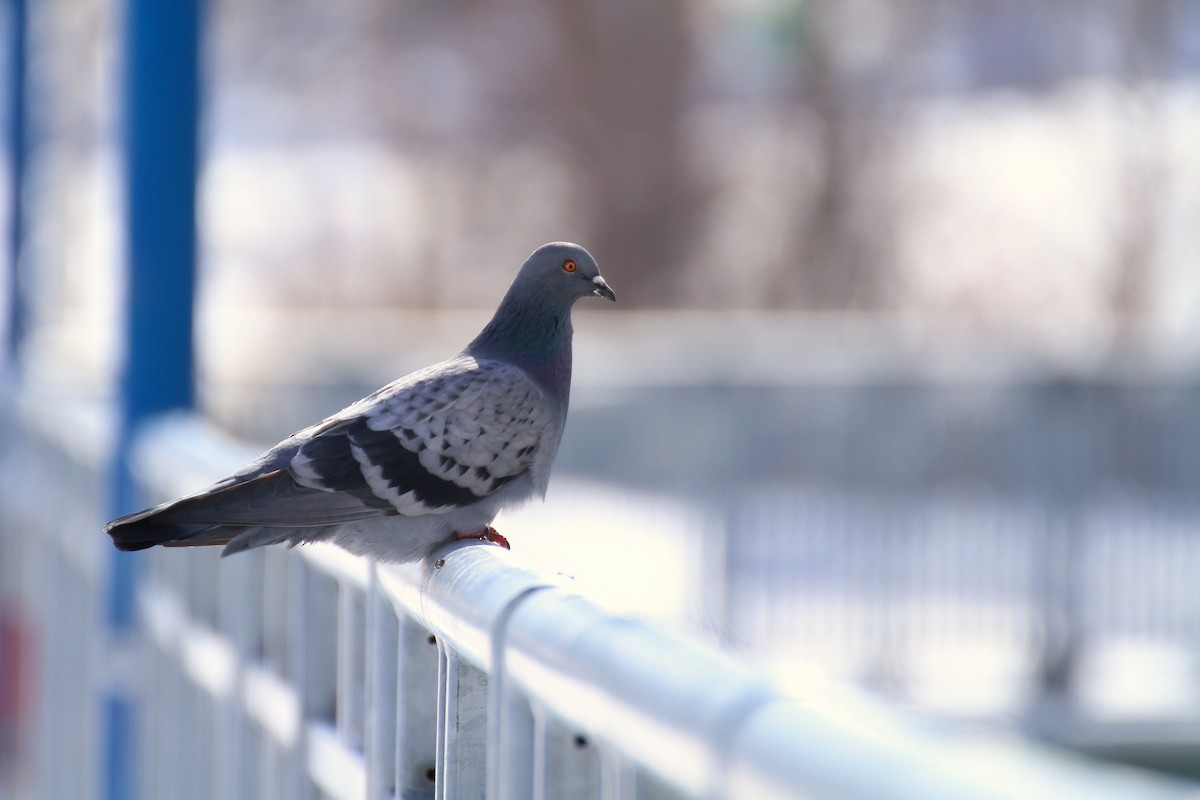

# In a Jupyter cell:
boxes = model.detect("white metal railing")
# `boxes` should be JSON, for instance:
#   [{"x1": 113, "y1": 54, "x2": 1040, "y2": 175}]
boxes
[{"x1": 4, "y1": 398, "x2": 1200, "y2": 800}]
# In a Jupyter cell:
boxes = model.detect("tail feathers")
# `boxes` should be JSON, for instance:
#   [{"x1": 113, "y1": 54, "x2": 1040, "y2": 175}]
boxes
[
  {"x1": 220, "y1": 526, "x2": 321, "y2": 556},
  {"x1": 107, "y1": 515, "x2": 329, "y2": 556},
  {"x1": 110, "y1": 520, "x2": 305, "y2": 556},
  {"x1": 105, "y1": 469, "x2": 385, "y2": 555},
  {"x1": 108, "y1": 519, "x2": 242, "y2": 552},
  {"x1": 105, "y1": 503, "x2": 203, "y2": 551}
]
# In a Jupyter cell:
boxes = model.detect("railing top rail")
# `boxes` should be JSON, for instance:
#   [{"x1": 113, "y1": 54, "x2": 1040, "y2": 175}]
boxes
[
  {"x1": 25, "y1": 401, "x2": 1196, "y2": 800},
  {"x1": 362, "y1": 542, "x2": 1197, "y2": 800}
]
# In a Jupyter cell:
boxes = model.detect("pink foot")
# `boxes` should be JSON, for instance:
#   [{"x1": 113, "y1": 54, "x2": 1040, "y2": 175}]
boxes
[{"x1": 452, "y1": 526, "x2": 511, "y2": 550}]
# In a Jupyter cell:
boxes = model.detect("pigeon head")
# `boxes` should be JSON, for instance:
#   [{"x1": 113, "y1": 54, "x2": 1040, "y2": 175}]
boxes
[
  {"x1": 514, "y1": 242, "x2": 616, "y2": 305},
  {"x1": 467, "y1": 242, "x2": 614, "y2": 390}
]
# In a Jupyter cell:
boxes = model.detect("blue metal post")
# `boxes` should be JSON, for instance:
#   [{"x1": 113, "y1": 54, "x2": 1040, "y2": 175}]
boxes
[
  {"x1": 4, "y1": 0, "x2": 28, "y2": 373},
  {"x1": 109, "y1": 1, "x2": 202, "y2": 798},
  {"x1": 112, "y1": 0, "x2": 202, "y2": 619}
]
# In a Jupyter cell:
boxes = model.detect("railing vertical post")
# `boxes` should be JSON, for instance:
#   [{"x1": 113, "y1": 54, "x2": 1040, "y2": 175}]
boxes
[
  {"x1": 110, "y1": 0, "x2": 202, "y2": 798},
  {"x1": 436, "y1": 649, "x2": 489, "y2": 799},
  {"x1": 3, "y1": 0, "x2": 28, "y2": 375},
  {"x1": 365, "y1": 568, "x2": 399, "y2": 800},
  {"x1": 395, "y1": 616, "x2": 440, "y2": 797}
]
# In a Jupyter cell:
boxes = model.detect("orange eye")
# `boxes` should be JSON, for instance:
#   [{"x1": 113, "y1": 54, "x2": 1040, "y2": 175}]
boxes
[{"x1": 563, "y1": 260, "x2": 577, "y2": 273}]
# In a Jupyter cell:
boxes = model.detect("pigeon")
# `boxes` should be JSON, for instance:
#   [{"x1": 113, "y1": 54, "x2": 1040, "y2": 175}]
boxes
[{"x1": 106, "y1": 242, "x2": 615, "y2": 563}]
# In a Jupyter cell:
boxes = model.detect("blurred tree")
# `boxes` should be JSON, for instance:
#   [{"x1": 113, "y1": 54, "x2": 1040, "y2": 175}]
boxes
[
  {"x1": 772, "y1": 1, "x2": 915, "y2": 310},
  {"x1": 209, "y1": 0, "x2": 705, "y2": 308},
  {"x1": 201, "y1": 0, "x2": 1194, "y2": 324},
  {"x1": 1109, "y1": 0, "x2": 1170, "y2": 326},
  {"x1": 538, "y1": 0, "x2": 704, "y2": 307}
]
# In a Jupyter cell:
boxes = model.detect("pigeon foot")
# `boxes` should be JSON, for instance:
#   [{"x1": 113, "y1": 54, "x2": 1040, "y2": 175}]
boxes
[{"x1": 453, "y1": 526, "x2": 511, "y2": 550}]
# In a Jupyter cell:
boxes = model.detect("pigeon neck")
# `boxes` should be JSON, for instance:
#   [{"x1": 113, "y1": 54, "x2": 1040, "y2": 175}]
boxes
[{"x1": 468, "y1": 292, "x2": 574, "y2": 396}]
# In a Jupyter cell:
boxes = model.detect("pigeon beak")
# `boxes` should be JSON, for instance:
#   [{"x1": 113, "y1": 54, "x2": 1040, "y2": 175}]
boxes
[{"x1": 591, "y1": 275, "x2": 616, "y2": 302}]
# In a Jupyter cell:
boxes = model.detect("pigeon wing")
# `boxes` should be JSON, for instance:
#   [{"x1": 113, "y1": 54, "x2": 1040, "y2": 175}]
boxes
[{"x1": 288, "y1": 359, "x2": 549, "y2": 516}]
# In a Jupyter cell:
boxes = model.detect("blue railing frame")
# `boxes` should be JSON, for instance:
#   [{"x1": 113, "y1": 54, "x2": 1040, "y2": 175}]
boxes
[
  {"x1": 4, "y1": 0, "x2": 27, "y2": 371},
  {"x1": 109, "y1": 1, "x2": 203, "y2": 799},
  {"x1": 112, "y1": 0, "x2": 203, "y2": 621}
]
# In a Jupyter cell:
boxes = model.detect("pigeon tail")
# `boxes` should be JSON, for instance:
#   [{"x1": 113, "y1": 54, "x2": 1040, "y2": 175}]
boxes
[
  {"x1": 105, "y1": 469, "x2": 385, "y2": 553},
  {"x1": 106, "y1": 510, "x2": 238, "y2": 552}
]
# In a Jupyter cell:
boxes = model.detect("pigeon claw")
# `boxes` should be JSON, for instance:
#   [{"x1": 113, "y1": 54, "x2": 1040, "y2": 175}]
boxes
[{"x1": 453, "y1": 526, "x2": 511, "y2": 550}]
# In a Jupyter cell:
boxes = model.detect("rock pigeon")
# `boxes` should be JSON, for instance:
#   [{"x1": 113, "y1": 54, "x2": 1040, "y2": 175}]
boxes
[{"x1": 106, "y1": 242, "x2": 615, "y2": 563}]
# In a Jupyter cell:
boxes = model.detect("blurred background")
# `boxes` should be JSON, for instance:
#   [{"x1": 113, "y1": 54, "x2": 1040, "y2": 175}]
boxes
[{"x1": 5, "y1": 0, "x2": 1200, "y2": 794}]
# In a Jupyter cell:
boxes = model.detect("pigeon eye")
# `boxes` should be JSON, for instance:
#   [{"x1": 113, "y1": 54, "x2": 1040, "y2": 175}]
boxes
[{"x1": 563, "y1": 260, "x2": 577, "y2": 273}]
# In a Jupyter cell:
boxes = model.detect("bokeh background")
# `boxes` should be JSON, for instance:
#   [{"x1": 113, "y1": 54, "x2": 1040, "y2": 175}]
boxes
[{"x1": 5, "y1": 0, "x2": 1200, "y2": 794}]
